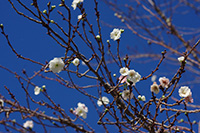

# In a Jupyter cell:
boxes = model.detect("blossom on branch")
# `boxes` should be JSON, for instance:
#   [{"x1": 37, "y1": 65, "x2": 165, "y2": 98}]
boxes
[
  {"x1": 49, "y1": 57, "x2": 65, "y2": 73},
  {"x1": 23, "y1": 120, "x2": 34, "y2": 129},
  {"x1": 178, "y1": 86, "x2": 191, "y2": 97},
  {"x1": 178, "y1": 56, "x2": 187, "y2": 64},
  {"x1": 150, "y1": 82, "x2": 160, "y2": 94},
  {"x1": 127, "y1": 70, "x2": 141, "y2": 85},
  {"x1": 110, "y1": 28, "x2": 122, "y2": 41},
  {"x1": 138, "y1": 95, "x2": 146, "y2": 101},
  {"x1": 159, "y1": 77, "x2": 169, "y2": 88},
  {"x1": 119, "y1": 67, "x2": 129, "y2": 76},
  {"x1": 97, "y1": 96, "x2": 110, "y2": 107},
  {"x1": 34, "y1": 86, "x2": 41, "y2": 95},
  {"x1": 179, "y1": 86, "x2": 193, "y2": 103},
  {"x1": 78, "y1": 14, "x2": 83, "y2": 20},
  {"x1": 122, "y1": 90, "x2": 133, "y2": 100},
  {"x1": 74, "y1": 102, "x2": 88, "y2": 119},
  {"x1": 185, "y1": 92, "x2": 194, "y2": 103},
  {"x1": 72, "y1": 0, "x2": 84, "y2": 10},
  {"x1": 72, "y1": 58, "x2": 80, "y2": 66}
]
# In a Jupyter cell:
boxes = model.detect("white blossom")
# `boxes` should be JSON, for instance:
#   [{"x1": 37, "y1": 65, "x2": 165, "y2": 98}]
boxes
[
  {"x1": 178, "y1": 56, "x2": 186, "y2": 63},
  {"x1": 110, "y1": 28, "x2": 121, "y2": 41},
  {"x1": 23, "y1": 120, "x2": 33, "y2": 129},
  {"x1": 119, "y1": 67, "x2": 129, "y2": 76},
  {"x1": 74, "y1": 102, "x2": 88, "y2": 119},
  {"x1": 141, "y1": 95, "x2": 146, "y2": 101},
  {"x1": 49, "y1": 57, "x2": 65, "y2": 73},
  {"x1": 72, "y1": 0, "x2": 83, "y2": 10},
  {"x1": 97, "y1": 96, "x2": 110, "y2": 107},
  {"x1": 179, "y1": 86, "x2": 191, "y2": 98},
  {"x1": 150, "y1": 82, "x2": 160, "y2": 94},
  {"x1": 122, "y1": 90, "x2": 133, "y2": 100},
  {"x1": 78, "y1": 14, "x2": 83, "y2": 20},
  {"x1": 185, "y1": 92, "x2": 194, "y2": 103},
  {"x1": 72, "y1": 58, "x2": 80, "y2": 66},
  {"x1": 159, "y1": 77, "x2": 169, "y2": 88},
  {"x1": 127, "y1": 70, "x2": 141, "y2": 85},
  {"x1": 34, "y1": 86, "x2": 41, "y2": 95},
  {"x1": 0, "y1": 99, "x2": 4, "y2": 107}
]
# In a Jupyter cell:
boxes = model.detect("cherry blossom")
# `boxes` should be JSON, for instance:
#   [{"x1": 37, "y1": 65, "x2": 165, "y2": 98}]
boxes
[
  {"x1": 127, "y1": 70, "x2": 141, "y2": 85},
  {"x1": 122, "y1": 90, "x2": 133, "y2": 100},
  {"x1": 74, "y1": 102, "x2": 88, "y2": 119},
  {"x1": 72, "y1": 58, "x2": 80, "y2": 66},
  {"x1": 49, "y1": 57, "x2": 65, "y2": 73},
  {"x1": 150, "y1": 82, "x2": 160, "y2": 94},
  {"x1": 72, "y1": 0, "x2": 84, "y2": 10},
  {"x1": 110, "y1": 28, "x2": 121, "y2": 41},
  {"x1": 34, "y1": 86, "x2": 41, "y2": 95},
  {"x1": 23, "y1": 120, "x2": 33, "y2": 129},
  {"x1": 159, "y1": 77, "x2": 169, "y2": 88},
  {"x1": 178, "y1": 86, "x2": 191, "y2": 97},
  {"x1": 138, "y1": 95, "x2": 146, "y2": 101},
  {"x1": 119, "y1": 67, "x2": 129, "y2": 76},
  {"x1": 178, "y1": 56, "x2": 186, "y2": 63},
  {"x1": 97, "y1": 96, "x2": 110, "y2": 107}
]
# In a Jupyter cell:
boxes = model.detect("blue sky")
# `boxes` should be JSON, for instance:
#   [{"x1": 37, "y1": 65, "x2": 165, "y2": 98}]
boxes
[{"x1": 0, "y1": 0, "x2": 200, "y2": 132}]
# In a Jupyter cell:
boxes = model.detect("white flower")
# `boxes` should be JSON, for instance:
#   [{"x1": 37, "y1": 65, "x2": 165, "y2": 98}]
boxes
[
  {"x1": 34, "y1": 86, "x2": 41, "y2": 95},
  {"x1": 74, "y1": 102, "x2": 88, "y2": 119},
  {"x1": 138, "y1": 95, "x2": 146, "y2": 101},
  {"x1": 151, "y1": 75, "x2": 157, "y2": 82},
  {"x1": 119, "y1": 67, "x2": 129, "y2": 76},
  {"x1": 97, "y1": 96, "x2": 110, "y2": 106},
  {"x1": 0, "y1": 99, "x2": 4, "y2": 107},
  {"x1": 23, "y1": 120, "x2": 34, "y2": 129},
  {"x1": 178, "y1": 56, "x2": 186, "y2": 63},
  {"x1": 141, "y1": 95, "x2": 146, "y2": 101},
  {"x1": 78, "y1": 14, "x2": 82, "y2": 20},
  {"x1": 72, "y1": 58, "x2": 80, "y2": 66},
  {"x1": 179, "y1": 86, "x2": 191, "y2": 98},
  {"x1": 159, "y1": 77, "x2": 169, "y2": 88},
  {"x1": 122, "y1": 90, "x2": 133, "y2": 100},
  {"x1": 150, "y1": 82, "x2": 160, "y2": 94},
  {"x1": 72, "y1": 0, "x2": 84, "y2": 10},
  {"x1": 185, "y1": 92, "x2": 193, "y2": 103},
  {"x1": 127, "y1": 70, "x2": 141, "y2": 85},
  {"x1": 110, "y1": 28, "x2": 121, "y2": 41},
  {"x1": 49, "y1": 57, "x2": 65, "y2": 73}
]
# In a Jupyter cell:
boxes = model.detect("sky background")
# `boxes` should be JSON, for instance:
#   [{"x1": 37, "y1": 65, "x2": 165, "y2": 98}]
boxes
[{"x1": 0, "y1": 0, "x2": 200, "y2": 132}]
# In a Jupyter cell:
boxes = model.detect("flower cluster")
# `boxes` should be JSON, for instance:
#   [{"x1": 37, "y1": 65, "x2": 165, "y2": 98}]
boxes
[
  {"x1": 179, "y1": 86, "x2": 193, "y2": 103},
  {"x1": 150, "y1": 76, "x2": 170, "y2": 94},
  {"x1": 74, "y1": 102, "x2": 88, "y2": 119},
  {"x1": 138, "y1": 95, "x2": 146, "y2": 101},
  {"x1": 119, "y1": 67, "x2": 141, "y2": 86}
]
